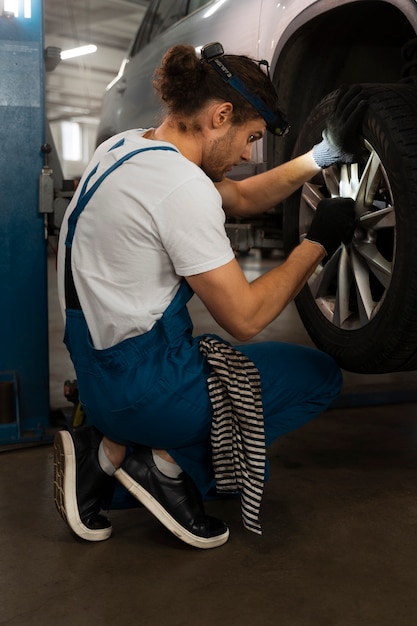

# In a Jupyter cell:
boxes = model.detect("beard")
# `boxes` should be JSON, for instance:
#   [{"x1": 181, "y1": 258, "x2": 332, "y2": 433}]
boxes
[{"x1": 200, "y1": 127, "x2": 237, "y2": 182}]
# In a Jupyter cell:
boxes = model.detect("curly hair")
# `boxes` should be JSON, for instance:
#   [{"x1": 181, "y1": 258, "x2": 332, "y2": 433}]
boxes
[{"x1": 153, "y1": 44, "x2": 278, "y2": 127}]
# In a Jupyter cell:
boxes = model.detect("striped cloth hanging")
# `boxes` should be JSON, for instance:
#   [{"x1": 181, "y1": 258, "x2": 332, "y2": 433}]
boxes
[{"x1": 199, "y1": 336, "x2": 266, "y2": 535}]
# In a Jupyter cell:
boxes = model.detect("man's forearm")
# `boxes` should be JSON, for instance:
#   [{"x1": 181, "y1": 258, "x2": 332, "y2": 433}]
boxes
[
  {"x1": 242, "y1": 239, "x2": 325, "y2": 338},
  {"x1": 219, "y1": 150, "x2": 321, "y2": 218},
  {"x1": 191, "y1": 240, "x2": 325, "y2": 343}
]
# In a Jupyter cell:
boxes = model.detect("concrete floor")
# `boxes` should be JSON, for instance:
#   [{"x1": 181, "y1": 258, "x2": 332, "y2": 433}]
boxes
[{"x1": 2, "y1": 246, "x2": 417, "y2": 625}]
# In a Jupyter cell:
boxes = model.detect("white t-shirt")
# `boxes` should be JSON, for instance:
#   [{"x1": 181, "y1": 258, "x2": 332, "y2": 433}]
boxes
[{"x1": 57, "y1": 130, "x2": 235, "y2": 349}]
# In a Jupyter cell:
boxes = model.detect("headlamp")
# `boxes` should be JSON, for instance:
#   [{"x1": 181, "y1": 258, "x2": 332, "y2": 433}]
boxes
[{"x1": 200, "y1": 42, "x2": 290, "y2": 137}]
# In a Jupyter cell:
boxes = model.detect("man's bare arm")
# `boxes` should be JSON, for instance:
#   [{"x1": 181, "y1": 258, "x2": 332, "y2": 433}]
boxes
[
  {"x1": 216, "y1": 150, "x2": 321, "y2": 218},
  {"x1": 185, "y1": 240, "x2": 325, "y2": 342}
]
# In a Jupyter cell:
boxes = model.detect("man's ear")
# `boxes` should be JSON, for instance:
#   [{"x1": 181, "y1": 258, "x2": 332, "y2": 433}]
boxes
[{"x1": 212, "y1": 102, "x2": 234, "y2": 129}]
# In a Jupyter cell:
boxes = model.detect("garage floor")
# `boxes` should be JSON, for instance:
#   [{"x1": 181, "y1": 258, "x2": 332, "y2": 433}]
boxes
[{"x1": 2, "y1": 247, "x2": 417, "y2": 626}]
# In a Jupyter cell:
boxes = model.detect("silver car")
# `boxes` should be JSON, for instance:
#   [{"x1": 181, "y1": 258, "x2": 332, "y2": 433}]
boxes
[{"x1": 97, "y1": 0, "x2": 417, "y2": 375}]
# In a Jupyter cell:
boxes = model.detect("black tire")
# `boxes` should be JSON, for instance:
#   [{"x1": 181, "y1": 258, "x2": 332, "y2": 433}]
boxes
[{"x1": 283, "y1": 84, "x2": 417, "y2": 373}]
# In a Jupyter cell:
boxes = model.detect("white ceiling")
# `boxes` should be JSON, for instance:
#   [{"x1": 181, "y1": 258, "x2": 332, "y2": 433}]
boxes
[{"x1": 43, "y1": 0, "x2": 150, "y2": 124}]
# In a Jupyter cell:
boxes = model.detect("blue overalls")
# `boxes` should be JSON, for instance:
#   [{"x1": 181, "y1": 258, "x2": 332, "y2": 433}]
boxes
[{"x1": 63, "y1": 144, "x2": 343, "y2": 500}]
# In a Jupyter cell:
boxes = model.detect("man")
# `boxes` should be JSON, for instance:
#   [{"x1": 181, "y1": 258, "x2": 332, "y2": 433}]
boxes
[{"x1": 54, "y1": 42, "x2": 366, "y2": 549}]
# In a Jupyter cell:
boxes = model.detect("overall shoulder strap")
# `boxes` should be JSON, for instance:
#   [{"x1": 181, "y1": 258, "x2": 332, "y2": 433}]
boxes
[
  {"x1": 64, "y1": 144, "x2": 177, "y2": 309},
  {"x1": 65, "y1": 145, "x2": 177, "y2": 248}
]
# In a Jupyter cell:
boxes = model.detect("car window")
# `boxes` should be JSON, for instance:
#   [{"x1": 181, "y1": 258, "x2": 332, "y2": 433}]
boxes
[
  {"x1": 131, "y1": 0, "x2": 189, "y2": 58},
  {"x1": 188, "y1": 0, "x2": 213, "y2": 13}
]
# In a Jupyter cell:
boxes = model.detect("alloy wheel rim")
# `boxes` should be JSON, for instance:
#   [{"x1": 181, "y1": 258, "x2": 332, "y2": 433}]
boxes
[{"x1": 299, "y1": 140, "x2": 396, "y2": 330}]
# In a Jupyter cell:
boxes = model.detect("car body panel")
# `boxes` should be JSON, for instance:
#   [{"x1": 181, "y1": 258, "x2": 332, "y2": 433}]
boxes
[
  {"x1": 99, "y1": 0, "x2": 265, "y2": 139},
  {"x1": 97, "y1": 0, "x2": 417, "y2": 164},
  {"x1": 96, "y1": 0, "x2": 417, "y2": 246}
]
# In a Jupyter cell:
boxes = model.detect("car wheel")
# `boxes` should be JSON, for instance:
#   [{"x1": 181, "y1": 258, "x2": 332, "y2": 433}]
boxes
[{"x1": 283, "y1": 84, "x2": 417, "y2": 373}]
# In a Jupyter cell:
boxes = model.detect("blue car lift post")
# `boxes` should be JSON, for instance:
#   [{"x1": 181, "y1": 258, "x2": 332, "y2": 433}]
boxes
[{"x1": 0, "y1": 0, "x2": 51, "y2": 445}]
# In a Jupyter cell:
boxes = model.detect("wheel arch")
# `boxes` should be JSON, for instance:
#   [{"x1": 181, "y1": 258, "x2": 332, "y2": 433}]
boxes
[{"x1": 266, "y1": 0, "x2": 417, "y2": 168}]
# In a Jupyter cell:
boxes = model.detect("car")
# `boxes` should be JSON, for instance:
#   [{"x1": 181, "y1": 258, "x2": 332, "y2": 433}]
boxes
[{"x1": 97, "y1": 0, "x2": 417, "y2": 375}]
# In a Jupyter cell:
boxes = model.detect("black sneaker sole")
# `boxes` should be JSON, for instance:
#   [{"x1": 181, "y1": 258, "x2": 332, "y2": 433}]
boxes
[
  {"x1": 115, "y1": 467, "x2": 229, "y2": 549},
  {"x1": 53, "y1": 430, "x2": 112, "y2": 542}
]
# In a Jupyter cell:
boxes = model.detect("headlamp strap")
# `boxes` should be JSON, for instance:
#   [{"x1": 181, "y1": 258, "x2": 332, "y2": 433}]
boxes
[
  {"x1": 210, "y1": 57, "x2": 279, "y2": 132},
  {"x1": 201, "y1": 42, "x2": 289, "y2": 136}
]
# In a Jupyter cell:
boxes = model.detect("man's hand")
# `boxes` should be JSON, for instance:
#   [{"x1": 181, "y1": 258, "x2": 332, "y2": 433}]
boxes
[
  {"x1": 312, "y1": 85, "x2": 369, "y2": 169},
  {"x1": 305, "y1": 197, "x2": 356, "y2": 258}
]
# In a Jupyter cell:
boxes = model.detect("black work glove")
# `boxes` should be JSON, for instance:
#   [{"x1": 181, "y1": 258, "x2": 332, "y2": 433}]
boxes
[
  {"x1": 305, "y1": 197, "x2": 356, "y2": 258},
  {"x1": 312, "y1": 85, "x2": 369, "y2": 168}
]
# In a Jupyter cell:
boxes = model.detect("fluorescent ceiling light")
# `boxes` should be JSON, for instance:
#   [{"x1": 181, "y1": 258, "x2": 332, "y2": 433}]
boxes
[{"x1": 60, "y1": 44, "x2": 97, "y2": 60}]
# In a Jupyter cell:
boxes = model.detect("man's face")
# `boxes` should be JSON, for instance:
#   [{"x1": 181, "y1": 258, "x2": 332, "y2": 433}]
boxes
[{"x1": 201, "y1": 119, "x2": 265, "y2": 182}]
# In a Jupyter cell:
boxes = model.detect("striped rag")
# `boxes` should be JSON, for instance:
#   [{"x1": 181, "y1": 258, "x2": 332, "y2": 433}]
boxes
[{"x1": 199, "y1": 335, "x2": 265, "y2": 535}]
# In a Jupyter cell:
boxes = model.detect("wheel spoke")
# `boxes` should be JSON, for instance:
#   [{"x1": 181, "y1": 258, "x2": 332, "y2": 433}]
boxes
[
  {"x1": 353, "y1": 241, "x2": 392, "y2": 289},
  {"x1": 309, "y1": 249, "x2": 340, "y2": 299},
  {"x1": 339, "y1": 163, "x2": 360, "y2": 199},
  {"x1": 322, "y1": 168, "x2": 341, "y2": 198},
  {"x1": 301, "y1": 182, "x2": 323, "y2": 208},
  {"x1": 359, "y1": 205, "x2": 395, "y2": 230},
  {"x1": 351, "y1": 247, "x2": 377, "y2": 322},
  {"x1": 333, "y1": 245, "x2": 352, "y2": 327},
  {"x1": 300, "y1": 182, "x2": 324, "y2": 237},
  {"x1": 356, "y1": 146, "x2": 385, "y2": 208}
]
